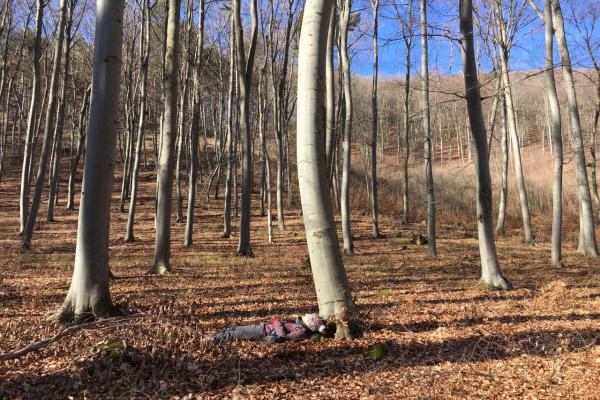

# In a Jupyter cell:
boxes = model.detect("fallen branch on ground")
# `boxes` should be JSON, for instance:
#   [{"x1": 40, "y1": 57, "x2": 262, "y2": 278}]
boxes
[{"x1": 0, "y1": 314, "x2": 145, "y2": 362}]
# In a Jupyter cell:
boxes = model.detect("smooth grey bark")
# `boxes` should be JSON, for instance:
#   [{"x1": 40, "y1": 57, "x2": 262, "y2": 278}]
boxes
[
  {"x1": 48, "y1": 0, "x2": 75, "y2": 222},
  {"x1": 257, "y1": 57, "x2": 272, "y2": 243},
  {"x1": 0, "y1": 1, "x2": 11, "y2": 183},
  {"x1": 421, "y1": 0, "x2": 436, "y2": 258},
  {"x1": 544, "y1": 0, "x2": 563, "y2": 266},
  {"x1": 297, "y1": 0, "x2": 357, "y2": 337},
  {"x1": 125, "y1": 0, "x2": 151, "y2": 243},
  {"x1": 119, "y1": 36, "x2": 139, "y2": 212},
  {"x1": 325, "y1": 1, "x2": 336, "y2": 179},
  {"x1": 400, "y1": 0, "x2": 413, "y2": 225},
  {"x1": 339, "y1": 0, "x2": 354, "y2": 253},
  {"x1": 22, "y1": 0, "x2": 68, "y2": 249},
  {"x1": 222, "y1": 20, "x2": 235, "y2": 239},
  {"x1": 495, "y1": 98, "x2": 509, "y2": 235},
  {"x1": 52, "y1": 0, "x2": 124, "y2": 322},
  {"x1": 150, "y1": 0, "x2": 180, "y2": 274},
  {"x1": 0, "y1": 0, "x2": 12, "y2": 179},
  {"x1": 184, "y1": 0, "x2": 204, "y2": 248},
  {"x1": 370, "y1": 0, "x2": 380, "y2": 238},
  {"x1": 66, "y1": 85, "x2": 90, "y2": 211},
  {"x1": 590, "y1": 82, "x2": 600, "y2": 216},
  {"x1": 566, "y1": 2, "x2": 600, "y2": 217},
  {"x1": 495, "y1": 0, "x2": 534, "y2": 244},
  {"x1": 232, "y1": 0, "x2": 257, "y2": 256},
  {"x1": 460, "y1": 0, "x2": 512, "y2": 290},
  {"x1": 19, "y1": 0, "x2": 44, "y2": 235},
  {"x1": 551, "y1": 0, "x2": 598, "y2": 256},
  {"x1": 486, "y1": 76, "x2": 501, "y2": 160},
  {"x1": 267, "y1": 0, "x2": 295, "y2": 231},
  {"x1": 175, "y1": 1, "x2": 194, "y2": 224}
]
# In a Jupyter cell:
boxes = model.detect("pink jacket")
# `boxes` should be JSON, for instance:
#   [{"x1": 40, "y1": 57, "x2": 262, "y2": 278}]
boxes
[{"x1": 264, "y1": 317, "x2": 308, "y2": 341}]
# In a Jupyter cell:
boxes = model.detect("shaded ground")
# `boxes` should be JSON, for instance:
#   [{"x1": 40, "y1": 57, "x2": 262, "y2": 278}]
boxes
[{"x1": 1, "y1": 169, "x2": 600, "y2": 399}]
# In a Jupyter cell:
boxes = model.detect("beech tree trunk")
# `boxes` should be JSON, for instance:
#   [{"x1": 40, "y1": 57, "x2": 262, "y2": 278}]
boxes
[
  {"x1": 222, "y1": 21, "x2": 235, "y2": 238},
  {"x1": 370, "y1": 0, "x2": 380, "y2": 238},
  {"x1": 400, "y1": 0, "x2": 413, "y2": 226},
  {"x1": 495, "y1": 0, "x2": 534, "y2": 244},
  {"x1": 22, "y1": 0, "x2": 68, "y2": 249},
  {"x1": 325, "y1": 1, "x2": 336, "y2": 179},
  {"x1": 125, "y1": 0, "x2": 151, "y2": 243},
  {"x1": 52, "y1": 0, "x2": 124, "y2": 322},
  {"x1": 339, "y1": 0, "x2": 354, "y2": 254},
  {"x1": 421, "y1": 0, "x2": 436, "y2": 258},
  {"x1": 460, "y1": 0, "x2": 512, "y2": 290},
  {"x1": 48, "y1": 0, "x2": 75, "y2": 222},
  {"x1": 151, "y1": 0, "x2": 180, "y2": 274},
  {"x1": 19, "y1": 0, "x2": 44, "y2": 235},
  {"x1": 544, "y1": 0, "x2": 563, "y2": 266},
  {"x1": 232, "y1": 0, "x2": 257, "y2": 256},
  {"x1": 184, "y1": 0, "x2": 204, "y2": 248},
  {"x1": 297, "y1": 0, "x2": 357, "y2": 338},
  {"x1": 66, "y1": 86, "x2": 90, "y2": 211},
  {"x1": 495, "y1": 98, "x2": 508, "y2": 235},
  {"x1": 551, "y1": 0, "x2": 598, "y2": 256}
]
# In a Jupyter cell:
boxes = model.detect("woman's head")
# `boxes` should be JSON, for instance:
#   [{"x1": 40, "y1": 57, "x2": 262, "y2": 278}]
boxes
[{"x1": 301, "y1": 313, "x2": 326, "y2": 333}]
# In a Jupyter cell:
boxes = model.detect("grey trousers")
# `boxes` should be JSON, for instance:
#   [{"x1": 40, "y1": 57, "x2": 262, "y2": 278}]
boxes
[{"x1": 212, "y1": 323, "x2": 266, "y2": 342}]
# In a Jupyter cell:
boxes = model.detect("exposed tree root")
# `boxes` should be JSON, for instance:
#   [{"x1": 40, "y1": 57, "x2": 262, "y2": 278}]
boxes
[
  {"x1": 326, "y1": 308, "x2": 364, "y2": 340},
  {"x1": 478, "y1": 276, "x2": 514, "y2": 291},
  {"x1": 48, "y1": 302, "x2": 124, "y2": 325},
  {"x1": 236, "y1": 247, "x2": 254, "y2": 257},
  {"x1": 147, "y1": 264, "x2": 171, "y2": 275},
  {"x1": 343, "y1": 247, "x2": 358, "y2": 255}
]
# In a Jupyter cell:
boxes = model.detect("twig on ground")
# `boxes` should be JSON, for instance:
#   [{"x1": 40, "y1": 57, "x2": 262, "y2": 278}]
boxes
[{"x1": 0, "y1": 313, "x2": 145, "y2": 362}]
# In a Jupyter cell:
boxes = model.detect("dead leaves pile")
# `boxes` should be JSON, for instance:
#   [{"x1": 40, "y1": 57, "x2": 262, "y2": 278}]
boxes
[{"x1": 1, "y1": 173, "x2": 600, "y2": 399}]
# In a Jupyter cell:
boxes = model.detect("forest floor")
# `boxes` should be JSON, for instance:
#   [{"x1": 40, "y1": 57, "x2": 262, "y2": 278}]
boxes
[{"x1": 2, "y1": 169, "x2": 600, "y2": 399}]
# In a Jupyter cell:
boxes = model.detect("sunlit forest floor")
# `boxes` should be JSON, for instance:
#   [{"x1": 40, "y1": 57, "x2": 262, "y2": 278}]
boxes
[{"x1": 2, "y1": 167, "x2": 600, "y2": 399}]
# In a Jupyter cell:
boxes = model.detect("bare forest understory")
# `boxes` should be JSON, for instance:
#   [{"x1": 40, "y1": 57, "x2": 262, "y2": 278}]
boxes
[{"x1": 2, "y1": 161, "x2": 600, "y2": 399}]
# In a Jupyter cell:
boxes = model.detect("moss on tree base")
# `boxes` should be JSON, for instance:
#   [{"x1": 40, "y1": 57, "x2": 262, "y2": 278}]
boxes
[
  {"x1": 49, "y1": 302, "x2": 123, "y2": 325},
  {"x1": 477, "y1": 277, "x2": 514, "y2": 291}
]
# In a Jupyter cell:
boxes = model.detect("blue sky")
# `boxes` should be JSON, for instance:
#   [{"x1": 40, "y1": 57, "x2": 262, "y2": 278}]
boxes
[{"x1": 348, "y1": 0, "x2": 598, "y2": 78}]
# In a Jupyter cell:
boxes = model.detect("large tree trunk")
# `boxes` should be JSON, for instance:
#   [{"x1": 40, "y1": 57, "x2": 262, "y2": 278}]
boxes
[
  {"x1": 125, "y1": 0, "x2": 151, "y2": 243},
  {"x1": 421, "y1": 0, "x2": 436, "y2": 258},
  {"x1": 551, "y1": 0, "x2": 598, "y2": 256},
  {"x1": 52, "y1": 0, "x2": 124, "y2": 322},
  {"x1": 150, "y1": 0, "x2": 180, "y2": 274},
  {"x1": 325, "y1": 1, "x2": 336, "y2": 179},
  {"x1": 339, "y1": 0, "x2": 354, "y2": 254},
  {"x1": 460, "y1": 0, "x2": 512, "y2": 290},
  {"x1": 22, "y1": 0, "x2": 68, "y2": 249},
  {"x1": 544, "y1": 0, "x2": 563, "y2": 266},
  {"x1": 297, "y1": 0, "x2": 358, "y2": 338},
  {"x1": 19, "y1": 0, "x2": 44, "y2": 235},
  {"x1": 232, "y1": 0, "x2": 257, "y2": 256}
]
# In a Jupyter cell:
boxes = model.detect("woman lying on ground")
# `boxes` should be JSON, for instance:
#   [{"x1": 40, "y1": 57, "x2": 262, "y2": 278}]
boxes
[{"x1": 212, "y1": 313, "x2": 327, "y2": 343}]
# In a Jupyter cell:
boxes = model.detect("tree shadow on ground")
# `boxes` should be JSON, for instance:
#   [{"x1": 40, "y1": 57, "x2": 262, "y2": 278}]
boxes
[{"x1": 2, "y1": 327, "x2": 598, "y2": 398}]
